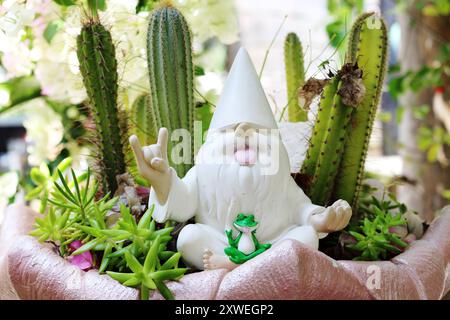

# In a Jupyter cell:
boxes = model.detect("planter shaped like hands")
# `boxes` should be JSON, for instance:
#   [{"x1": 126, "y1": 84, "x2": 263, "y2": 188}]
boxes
[{"x1": 1, "y1": 204, "x2": 449, "y2": 300}]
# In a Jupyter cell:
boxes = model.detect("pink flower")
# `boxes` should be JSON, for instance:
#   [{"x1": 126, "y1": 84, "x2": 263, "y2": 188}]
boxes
[
  {"x1": 389, "y1": 226, "x2": 408, "y2": 238},
  {"x1": 136, "y1": 186, "x2": 150, "y2": 198},
  {"x1": 67, "y1": 240, "x2": 93, "y2": 271}
]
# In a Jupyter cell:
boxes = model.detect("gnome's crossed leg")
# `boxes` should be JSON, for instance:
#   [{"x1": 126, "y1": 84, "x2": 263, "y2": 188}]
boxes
[
  {"x1": 177, "y1": 223, "x2": 320, "y2": 270},
  {"x1": 177, "y1": 223, "x2": 231, "y2": 270}
]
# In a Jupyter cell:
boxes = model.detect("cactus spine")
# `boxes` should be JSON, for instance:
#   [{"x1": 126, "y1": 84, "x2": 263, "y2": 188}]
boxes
[
  {"x1": 77, "y1": 19, "x2": 126, "y2": 194},
  {"x1": 147, "y1": 4, "x2": 194, "y2": 177},
  {"x1": 284, "y1": 33, "x2": 307, "y2": 122},
  {"x1": 132, "y1": 94, "x2": 157, "y2": 146},
  {"x1": 334, "y1": 13, "x2": 388, "y2": 208},
  {"x1": 299, "y1": 12, "x2": 387, "y2": 208}
]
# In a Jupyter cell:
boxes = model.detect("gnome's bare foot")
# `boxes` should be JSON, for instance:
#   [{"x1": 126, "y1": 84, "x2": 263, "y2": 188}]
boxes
[{"x1": 203, "y1": 249, "x2": 238, "y2": 271}]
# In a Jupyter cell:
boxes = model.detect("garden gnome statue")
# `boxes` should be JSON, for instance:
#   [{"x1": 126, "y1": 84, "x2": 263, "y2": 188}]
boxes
[{"x1": 130, "y1": 48, "x2": 352, "y2": 271}]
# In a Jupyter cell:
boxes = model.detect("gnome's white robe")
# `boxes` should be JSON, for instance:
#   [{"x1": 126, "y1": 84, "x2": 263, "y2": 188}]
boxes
[{"x1": 149, "y1": 166, "x2": 326, "y2": 269}]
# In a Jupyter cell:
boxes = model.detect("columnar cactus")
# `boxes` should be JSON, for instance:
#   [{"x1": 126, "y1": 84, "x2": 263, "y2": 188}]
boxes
[
  {"x1": 77, "y1": 19, "x2": 127, "y2": 194},
  {"x1": 334, "y1": 13, "x2": 388, "y2": 208},
  {"x1": 147, "y1": 4, "x2": 194, "y2": 177},
  {"x1": 284, "y1": 33, "x2": 307, "y2": 122},
  {"x1": 299, "y1": 78, "x2": 339, "y2": 194},
  {"x1": 307, "y1": 77, "x2": 354, "y2": 205},
  {"x1": 131, "y1": 94, "x2": 157, "y2": 146},
  {"x1": 299, "y1": 12, "x2": 388, "y2": 208}
]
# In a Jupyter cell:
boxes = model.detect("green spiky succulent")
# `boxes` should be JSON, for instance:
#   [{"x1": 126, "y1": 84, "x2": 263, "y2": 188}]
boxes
[
  {"x1": 29, "y1": 165, "x2": 186, "y2": 300},
  {"x1": 345, "y1": 192, "x2": 409, "y2": 261}
]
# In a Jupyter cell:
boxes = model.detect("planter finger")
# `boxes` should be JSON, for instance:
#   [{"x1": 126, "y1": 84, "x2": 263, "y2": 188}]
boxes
[
  {"x1": 215, "y1": 240, "x2": 372, "y2": 300},
  {"x1": 7, "y1": 235, "x2": 139, "y2": 300},
  {"x1": 7, "y1": 233, "x2": 228, "y2": 300},
  {"x1": 0, "y1": 204, "x2": 40, "y2": 299},
  {"x1": 338, "y1": 261, "x2": 423, "y2": 299},
  {"x1": 150, "y1": 269, "x2": 228, "y2": 300},
  {"x1": 392, "y1": 207, "x2": 450, "y2": 299}
]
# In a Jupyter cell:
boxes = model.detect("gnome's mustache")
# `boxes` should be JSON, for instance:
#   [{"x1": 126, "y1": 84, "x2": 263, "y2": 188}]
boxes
[
  {"x1": 195, "y1": 128, "x2": 280, "y2": 175},
  {"x1": 232, "y1": 136, "x2": 259, "y2": 166}
]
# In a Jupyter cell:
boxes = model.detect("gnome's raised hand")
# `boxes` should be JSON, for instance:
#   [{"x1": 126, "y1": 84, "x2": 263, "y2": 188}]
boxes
[
  {"x1": 309, "y1": 200, "x2": 352, "y2": 233},
  {"x1": 129, "y1": 128, "x2": 171, "y2": 204}
]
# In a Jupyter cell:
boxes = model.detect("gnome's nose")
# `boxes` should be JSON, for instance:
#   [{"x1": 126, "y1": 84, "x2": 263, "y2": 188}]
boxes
[{"x1": 235, "y1": 122, "x2": 253, "y2": 137}]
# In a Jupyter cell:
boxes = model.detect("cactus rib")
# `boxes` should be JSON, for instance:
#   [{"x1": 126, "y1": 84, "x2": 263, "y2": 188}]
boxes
[
  {"x1": 284, "y1": 33, "x2": 307, "y2": 122},
  {"x1": 77, "y1": 20, "x2": 126, "y2": 194}
]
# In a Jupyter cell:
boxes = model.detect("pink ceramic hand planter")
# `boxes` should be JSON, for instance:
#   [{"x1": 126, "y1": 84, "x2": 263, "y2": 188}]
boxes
[{"x1": 1, "y1": 204, "x2": 449, "y2": 300}]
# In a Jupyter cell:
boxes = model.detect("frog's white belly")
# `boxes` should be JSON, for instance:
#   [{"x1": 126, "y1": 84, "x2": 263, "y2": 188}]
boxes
[{"x1": 238, "y1": 234, "x2": 255, "y2": 255}]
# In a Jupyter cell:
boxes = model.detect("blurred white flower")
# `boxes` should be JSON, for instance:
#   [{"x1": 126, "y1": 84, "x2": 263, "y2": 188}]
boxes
[
  {"x1": 0, "y1": 0, "x2": 34, "y2": 37},
  {"x1": 23, "y1": 99, "x2": 64, "y2": 165},
  {"x1": 174, "y1": 0, "x2": 239, "y2": 45},
  {"x1": 31, "y1": 4, "x2": 87, "y2": 104},
  {"x1": 195, "y1": 71, "x2": 222, "y2": 104},
  {"x1": 0, "y1": 171, "x2": 19, "y2": 224},
  {"x1": 1, "y1": 0, "x2": 237, "y2": 104},
  {"x1": 0, "y1": 0, "x2": 36, "y2": 77},
  {"x1": 1, "y1": 43, "x2": 35, "y2": 77}
]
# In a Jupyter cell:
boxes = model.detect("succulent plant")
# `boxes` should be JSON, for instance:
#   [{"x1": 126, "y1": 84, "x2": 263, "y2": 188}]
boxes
[
  {"x1": 30, "y1": 165, "x2": 185, "y2": 300},
  {"x1": 345, "y1": 193, "x2": 409, "y2": 261},
  {"x1": 147, "y1": 3, "x2": 195, "y2": 177},
  {"x1": 284, "y1": 32, "x2": 307, "y2": 122},
  {"x1": 299, "y1": 12, "x2": 388, "y2": 209},
  {"x1": 76, "y1": 17, "x2": 127, "y2": 195}
]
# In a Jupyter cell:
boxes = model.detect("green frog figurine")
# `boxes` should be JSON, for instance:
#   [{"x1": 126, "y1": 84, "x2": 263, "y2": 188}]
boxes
[{"x1": 224, "y1": 213, "x2": 271, "y2": 264}]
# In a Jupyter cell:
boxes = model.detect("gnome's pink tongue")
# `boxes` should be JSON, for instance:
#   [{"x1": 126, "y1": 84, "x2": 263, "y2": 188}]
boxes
[{"x1": 235, "y1": 147, "x2": 256, "y2": 165}]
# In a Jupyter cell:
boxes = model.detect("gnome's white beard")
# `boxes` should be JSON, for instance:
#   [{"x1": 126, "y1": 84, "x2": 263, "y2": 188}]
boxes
[{"x1": 194, "y1": 132, "x2": 295, "y2": 241}]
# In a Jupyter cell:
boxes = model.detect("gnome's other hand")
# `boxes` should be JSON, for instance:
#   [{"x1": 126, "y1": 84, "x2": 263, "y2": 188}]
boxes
[
  {"x1": 130, "y1": 128, "x2": 171, "y2": 204},
  {"x1": 310, "y1": 200, "x2": 352, "y2": 233}
]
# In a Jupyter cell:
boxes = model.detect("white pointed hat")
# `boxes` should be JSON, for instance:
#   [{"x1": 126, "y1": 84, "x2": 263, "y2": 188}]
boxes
[{"x1": 209, "y1": 47, "x2": 278, "y2": 130}]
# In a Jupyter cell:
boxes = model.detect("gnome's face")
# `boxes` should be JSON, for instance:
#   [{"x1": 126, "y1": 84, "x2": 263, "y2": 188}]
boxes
[
  {"x1": 195, "y1": 122, "x2": 291, "y2": 220},
  {"x1": 197, "y1": 122, "x2": 281, "y2": 172},
  {"x1": 197, "y1": 122, "x2": 280, "y2": 167}
]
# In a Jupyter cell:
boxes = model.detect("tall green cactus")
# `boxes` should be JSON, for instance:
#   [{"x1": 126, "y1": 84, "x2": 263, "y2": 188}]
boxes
[
  {"x1": 147, "y1": 4, "x2": 194, "y2": 178},
  {"x1": 300, "y1": 77, "x2": 339, "y2": 194},
  {"x1": 299, "y1": 12, "x2": 387, "y2": 208},
  {"x1": 131, "y1": 94, "x2": 157, "y2": 146},
  {"x1": 334, "y1": 13, "x2": 388, "y2": 208},
  {"x1": 284, "y1": 33, "x2": 307, "y2": 122},
  {"x1": 308, "y1": 79, "x2": 354, "y2": 205},
  {"x1": 77, "y1": 19, "x2": 126, "y2": 194}
]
